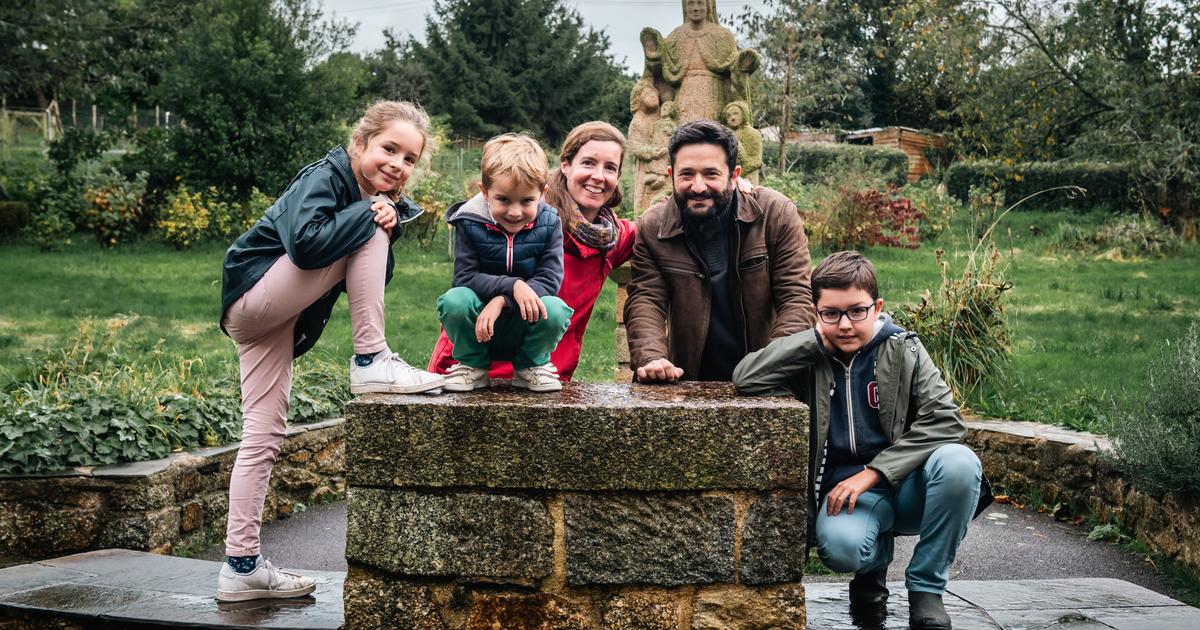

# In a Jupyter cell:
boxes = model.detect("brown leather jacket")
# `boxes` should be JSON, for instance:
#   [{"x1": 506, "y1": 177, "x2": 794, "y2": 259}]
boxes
[{"x1": 624, "y1": 187, "x2": 815, "y2": 379}]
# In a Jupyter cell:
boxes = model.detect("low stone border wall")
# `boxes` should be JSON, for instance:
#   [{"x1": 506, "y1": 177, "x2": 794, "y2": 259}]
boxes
[
  {"x1": 0, "y1": 418, "x2": 346, "y2": 565},
  {"x1": 966, "y1": 419, "x2": 1200, "y2": 573}
]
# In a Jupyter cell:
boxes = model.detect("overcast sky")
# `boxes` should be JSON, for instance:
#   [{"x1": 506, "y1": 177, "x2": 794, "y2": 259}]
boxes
[{"x1": 330, "y1": 0, "x2": 770, "y2": 74}]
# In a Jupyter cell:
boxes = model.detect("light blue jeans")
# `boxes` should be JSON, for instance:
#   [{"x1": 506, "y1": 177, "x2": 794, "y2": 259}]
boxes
[{"x1": 815, "y1": 443, "x2": 982, "y2": 594}]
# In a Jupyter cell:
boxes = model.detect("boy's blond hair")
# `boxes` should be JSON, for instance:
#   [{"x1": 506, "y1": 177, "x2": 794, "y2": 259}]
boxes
[{"x1": 481, "y1": 133, "x2": 550, "y2": 191}]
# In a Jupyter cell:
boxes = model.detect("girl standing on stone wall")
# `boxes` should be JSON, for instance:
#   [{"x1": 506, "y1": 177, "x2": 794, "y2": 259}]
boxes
[{"x1": 216, "y1": 100, "x2": 445, "y2": 602}]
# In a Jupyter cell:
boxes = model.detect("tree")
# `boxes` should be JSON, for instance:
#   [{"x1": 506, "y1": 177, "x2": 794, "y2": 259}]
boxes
[
  {"x1": 414, "y1": 0, "x2": 630, "y2": 144},
  {"x1": 160, "y1": 0, "x2": 363, "y2": 197},
  {"x1": 0, "y1": 0, "x2": 189, "y2": 110},
  {"x1": 955, "y1": 0, "x2": 1200, "y2": 218},
  {"x1": 736, "y1": 0, "x2": 989, "y2": 132},
  {"x1": 361, "y1": 29, "x2": 433, "y2": 106}
]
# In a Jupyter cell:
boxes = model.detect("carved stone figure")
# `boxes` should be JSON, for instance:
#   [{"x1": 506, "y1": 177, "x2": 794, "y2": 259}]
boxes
[
  {"x1": 645, "y1": 0, "x2": 738, "y2": 124},
  {"x1": 628, "y1": 79, "x2": 665, "y2": 215},
  {"x1": 628, "y1": 1, "x2": 760, "y2": 209},
  {"x1": 724, "y1": 100, "x2": 763, "y2": 184},
  {"x1": 641, "y1": 100, "x2": 679, "y2": 213}
]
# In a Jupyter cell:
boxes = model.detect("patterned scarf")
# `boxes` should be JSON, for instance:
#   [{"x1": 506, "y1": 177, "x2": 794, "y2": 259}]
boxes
[{"x1": 569, "y1": 204, "x2": 619, "y2": 251}]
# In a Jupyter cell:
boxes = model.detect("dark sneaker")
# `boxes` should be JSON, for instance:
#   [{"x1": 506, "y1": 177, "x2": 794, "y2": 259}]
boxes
[{"x1": 908, "y1": 590, "x2": 952, "y2": 630}]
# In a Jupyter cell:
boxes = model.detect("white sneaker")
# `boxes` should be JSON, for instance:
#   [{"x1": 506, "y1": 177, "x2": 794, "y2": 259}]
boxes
[
  {"x1": 512, "y1": 363, "x2": 562, "y2": 392},
  {"x1": 216, "y1": 558, "x2": 316, "y2": 602},
  {"x1": 443, "y1": 362, "x2": 489, "y2": 392},
  {"x1": 350, "y1": 352, "x2": 444, "y2": 394}
]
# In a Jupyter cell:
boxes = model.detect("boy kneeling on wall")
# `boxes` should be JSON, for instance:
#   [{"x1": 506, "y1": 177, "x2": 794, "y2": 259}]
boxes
[{"x1": 733, "y1": 250, "x2": 992, "y2": 630}]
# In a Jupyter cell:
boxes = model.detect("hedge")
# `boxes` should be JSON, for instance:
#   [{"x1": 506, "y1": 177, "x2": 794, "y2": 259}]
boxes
[
  {"x1": 763, "y1": 141, "x2": 910, "y2": 187},
  {"x1": 944, "y1": 160, "x2": 1143, "y2": 213},
  {"x1": 0, "y1": 201, "x2": 29, "y2": 236}
]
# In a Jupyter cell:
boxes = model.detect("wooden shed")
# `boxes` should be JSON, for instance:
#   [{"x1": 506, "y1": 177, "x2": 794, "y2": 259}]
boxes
[{"x1": 844, "y1": 126, "x2": 948, "y2": 183}]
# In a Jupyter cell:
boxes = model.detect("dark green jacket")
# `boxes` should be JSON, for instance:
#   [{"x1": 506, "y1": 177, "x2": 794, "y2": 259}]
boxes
[
  {"x1": 219, "y1": 146, "x2": 422, "y2": 357},
  {"x1": 733, "y1": 327, "x2": 992, "y2": 537}
]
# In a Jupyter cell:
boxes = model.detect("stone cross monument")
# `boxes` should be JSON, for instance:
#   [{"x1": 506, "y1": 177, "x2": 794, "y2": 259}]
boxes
[{"x1": 628, "y1": 0, "x2": 765, "y2": 214}]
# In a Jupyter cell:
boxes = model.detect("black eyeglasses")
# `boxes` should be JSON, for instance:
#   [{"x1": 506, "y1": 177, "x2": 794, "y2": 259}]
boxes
[{"x1": 817, "y1": 304, "x2": 875, "y2": 325}]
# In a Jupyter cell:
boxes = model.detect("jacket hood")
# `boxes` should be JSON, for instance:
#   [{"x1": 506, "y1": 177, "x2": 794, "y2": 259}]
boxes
[
  {"x1": 446, "y1": 192, "x2": 493, "y2": 225},
  {"x1": 861, "y1": 312, "x2": 905, "y2": 354}
]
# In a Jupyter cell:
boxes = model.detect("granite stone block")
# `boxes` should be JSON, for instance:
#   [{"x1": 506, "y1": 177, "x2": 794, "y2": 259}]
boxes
[
  {"x1": 739, "y1": 493, "x2": 807, "y2": 584},
  {"x1": 347, "y1": 383, "x2": 807, "y2": 491},
  {"x1": 346, "y1": 488, "x2": 552, "y2": 580},
  {"x1": 565, "y1": 494, "x2": 734, "y2": 585}
]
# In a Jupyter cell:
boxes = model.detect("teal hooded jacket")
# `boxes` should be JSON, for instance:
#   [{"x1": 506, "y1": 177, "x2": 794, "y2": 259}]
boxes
[{"x1": 220, "y1": 146, "x2": 422, "y2": 357}]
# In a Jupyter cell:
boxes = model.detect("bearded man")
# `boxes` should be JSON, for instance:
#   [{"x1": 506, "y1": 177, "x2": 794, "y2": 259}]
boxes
[{"x1": 625, "y1": 119, "x2": 814, "y2": 382}]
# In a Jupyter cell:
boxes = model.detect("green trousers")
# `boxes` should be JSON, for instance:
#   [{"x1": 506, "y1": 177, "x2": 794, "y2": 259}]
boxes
[{"x1": 437, "y1": 286, "x2": 573, "y2": 370}]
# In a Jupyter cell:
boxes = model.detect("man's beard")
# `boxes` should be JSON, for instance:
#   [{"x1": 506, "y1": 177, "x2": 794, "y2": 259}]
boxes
[{"x1": 675, "y1": 182, "x2": 735, "y2": 221}]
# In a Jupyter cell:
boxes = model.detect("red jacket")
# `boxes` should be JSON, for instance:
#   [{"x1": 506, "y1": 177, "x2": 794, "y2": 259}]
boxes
[{"x1": 428, "y1": 218, "x2": 637, "y2": 381}]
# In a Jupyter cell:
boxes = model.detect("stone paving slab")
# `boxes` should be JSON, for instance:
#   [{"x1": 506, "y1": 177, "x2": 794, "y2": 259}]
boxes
[
  {"x1": 807, "y1": 579, "x2": 1200, "y2": 629},
  {"x1": 0, "y1": 549, "x2": 343, "y2": 629},
  {"x1": 2, "y1": 551, "x2": 1197, "y2": 628}
]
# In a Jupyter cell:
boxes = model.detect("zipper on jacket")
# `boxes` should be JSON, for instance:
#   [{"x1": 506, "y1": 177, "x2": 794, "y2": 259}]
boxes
[
  {"x1": 844, "y1": 357, "x2": 857, "y2": 457},
  {"x1": 505, "y1": 232, "x2": 515, "y2": 273},
  {"x1": 733, "y1": 223, "x2": 749, "y2": 351}
]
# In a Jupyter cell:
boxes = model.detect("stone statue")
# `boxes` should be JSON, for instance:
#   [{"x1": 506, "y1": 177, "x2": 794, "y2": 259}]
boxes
[
  {"x1": 628, "y1": 79, "x2": 665, "y2": 215},
  {"x1": 629, "y1": 0, "x2": 760, "y2": 209},
  {"x1": 723, "y1": 100, "x2": 763, "y2": 184}
]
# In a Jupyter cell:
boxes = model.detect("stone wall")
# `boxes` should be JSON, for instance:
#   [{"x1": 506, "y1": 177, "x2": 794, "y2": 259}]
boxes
[
  {"x1": 0, "y1": 418, "x2": 345, "y2": 566},
  {"x1": 343, "y1": 383, "x2": 810, "y2": 629},
  {"x1": 966, "y1": 419, "x2": 1200, "y2": 574}
]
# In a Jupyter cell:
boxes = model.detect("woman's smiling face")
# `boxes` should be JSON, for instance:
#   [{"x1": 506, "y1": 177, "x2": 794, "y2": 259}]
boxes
[{"x1": 561, "y1": 140, "x2": 623, "y2": 215}]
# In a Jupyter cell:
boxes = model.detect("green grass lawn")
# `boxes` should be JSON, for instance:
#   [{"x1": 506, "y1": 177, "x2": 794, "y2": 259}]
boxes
[
  {"x1": 0, "y1": 230, "x2": 618, "y2": 389},
  {"x1": 0, "y1": 208, "x2": 1195, "y2": 432}
]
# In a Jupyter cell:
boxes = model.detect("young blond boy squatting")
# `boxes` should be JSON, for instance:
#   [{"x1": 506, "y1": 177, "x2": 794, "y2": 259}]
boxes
[
  {"x1": 733, "y1": 250, "x2": 991, "y2": 630},
  {"x1": 436, "y1": 134, "x2": 573, "y2": 392}
]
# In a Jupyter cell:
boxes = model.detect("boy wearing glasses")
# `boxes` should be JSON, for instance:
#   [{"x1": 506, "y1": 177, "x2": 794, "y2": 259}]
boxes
[{"x1": 732, "y1": 250, "x2": 990, "y2": 630}]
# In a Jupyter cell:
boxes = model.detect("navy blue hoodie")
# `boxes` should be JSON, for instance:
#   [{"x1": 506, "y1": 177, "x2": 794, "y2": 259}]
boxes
[{"x1": 819, "y1": 314, "x2": 905, "y2": 497}]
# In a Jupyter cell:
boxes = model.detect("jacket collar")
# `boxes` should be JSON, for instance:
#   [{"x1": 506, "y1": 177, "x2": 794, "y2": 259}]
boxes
[
  {"x1": 656, "y1": 188, "x2": 765, "y2": 240},
  {"x1": 324, "y1": 146, "x2": 359, "y2": 193}
]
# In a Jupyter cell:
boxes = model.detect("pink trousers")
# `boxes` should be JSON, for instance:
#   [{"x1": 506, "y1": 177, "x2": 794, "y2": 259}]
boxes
[{"x1": 221, "y1": 227, "x2": 389, "y2": 556}]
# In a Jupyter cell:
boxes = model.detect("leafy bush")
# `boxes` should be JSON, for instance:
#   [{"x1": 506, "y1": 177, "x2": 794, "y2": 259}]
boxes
[
  {"x1": 903, "y1": 179, "x2": 960, "y2": 241},
  {"x1": 405, "y1": 172, "x2": 464, "y2": 249},
  {"x1": 155, "y1": 186, "x2": 210, "y2": 249},
  {"x1": 81, "y1": 169, "x2": 149, "y2": 247},
  {"x1": 945, "y1": 160, "x2": 1141, "y2": 213},
  {"x1": 0, "y1": 315, "x2": 350, "y2": 475},
  {"x1": 0, "y1": 201, "x2": 30, "y2": 236},
  {"x1": 763, "y1": 142, "x2": 910, "y2": 187},
  {"x1": 1107, "y1": 323, "x2": 1200, "y2": 497},
  {"x1": 156, "y1": 185, "x2": 262, "y2": 249},
  {"x1": 24, "y1": 186, "x2": 81, "y2": 251},
  {"x1": 1047, "y1": 215, "x2": 1181, "y2": 259},
  {"x1": 218, "y1": 187, "x2": 270, "y2": 240},
  {"x1": 894, "y1": 244, "x2": 1013, "y2": 398},
  {"x1": 118, "y1": 128, "x2": 178, "y2": 209},
  {"x1": 788, "y1": 166, "x2": 923, "y2": 250},
  {"x1": 47, "y1": 128, "x2": 113, "y2": 175}
]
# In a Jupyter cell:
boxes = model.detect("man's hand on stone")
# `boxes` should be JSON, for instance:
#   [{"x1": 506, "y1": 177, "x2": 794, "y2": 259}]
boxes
[{"x1": 636, "y1": 358, "x2": 684, "y2": 383}]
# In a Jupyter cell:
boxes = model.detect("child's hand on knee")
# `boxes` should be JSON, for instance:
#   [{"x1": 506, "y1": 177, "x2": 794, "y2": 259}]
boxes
[
  {"x1": 512, "y1": 280, "x2": 547, "y2": 323},
  {"x1": 827, "y1": 468, "x2": 883, "y2": 516},
  {"x1": 476, "y1": 296, "x2": 505, "y2": 342}
]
